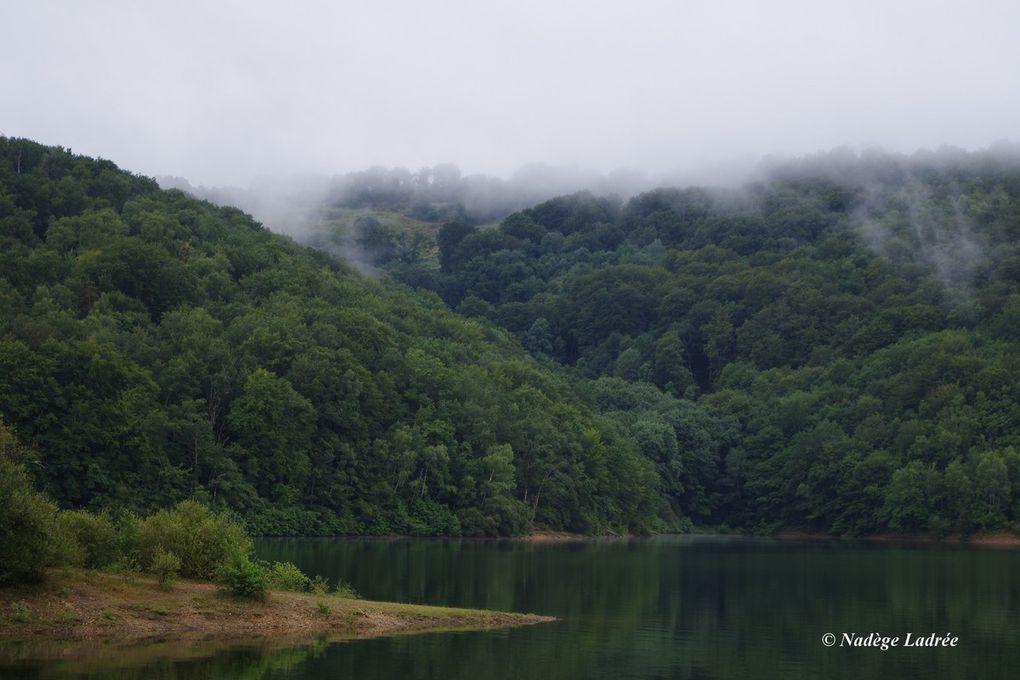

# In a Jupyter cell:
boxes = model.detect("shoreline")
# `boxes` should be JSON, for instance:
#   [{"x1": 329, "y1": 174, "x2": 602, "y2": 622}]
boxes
[
  {"x1": 260, "y1": 529, "x2": 1020, "y2": 546},
  {"x1": 0, "y1": 569, "x2": 554, "y2": 643},
  {"x1": 518, "y1": 528, "x2": 1020, "y2": 546},
  {"x1": 258, "y1": 530, "x2": 634, "y2": 543},
  {"x1": 772, "y1": 530, "x2": 1020, "y2": 547}
]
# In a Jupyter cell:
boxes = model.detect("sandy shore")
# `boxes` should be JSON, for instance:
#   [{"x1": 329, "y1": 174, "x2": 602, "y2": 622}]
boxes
[{"x1": 0, "y1": 569, "x2": 553, "y2": 643}]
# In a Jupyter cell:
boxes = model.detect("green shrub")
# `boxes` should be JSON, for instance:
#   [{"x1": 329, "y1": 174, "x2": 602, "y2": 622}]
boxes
[
  {"x1": 59, "y1": 510, "x2": 120, "y2": 569},
  {"x1": 10, "y1": 601, "x2": 30, "y2": 623},
  {"x1": 268, "y1": 561, "x2": 309, "y2": 592},
  {"x1": 108, "y1": 509, "x2": 141, "y2": 569},
  {"x1": 309, "y1": 575, "x2": 329, "y2": 597},
  {"x1": 333, "y1": 580, "x2": 360, "y2": 600},
  {"x1": 315, "y1": 601, "x2": 331, "y2": 616},
  {"x1": 215, "y1": 552, "x2": 268, "y2": 600},
  {"x1": 0, "y1": 457, "x2": 66, "y2": 584},
  {"x1": 150, "y1": 547, "x2": 181, "y2": 590},
  {"x1": 138, "y1": 500, "x2": 250, "y2": 580}
]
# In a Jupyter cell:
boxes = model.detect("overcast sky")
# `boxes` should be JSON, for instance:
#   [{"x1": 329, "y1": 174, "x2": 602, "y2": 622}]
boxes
[{"x1": 4, "y1": 0, "x2": 1019, "y2": 186}]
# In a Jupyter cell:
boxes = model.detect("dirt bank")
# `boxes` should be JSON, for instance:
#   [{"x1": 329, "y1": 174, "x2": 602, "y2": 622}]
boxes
[{"x1": 0, "y1": 569, "x2": 554, "y2": 643}]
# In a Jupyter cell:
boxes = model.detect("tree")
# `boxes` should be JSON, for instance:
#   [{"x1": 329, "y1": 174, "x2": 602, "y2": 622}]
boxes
[
  {"x1": 227, "y1": 369, "x2": 315, "y2": 503},
  {"x1": 437, "y1": 221, "x2": 474, "y2": 272},
  {"x1": 0, "y1": 424, "x2": 66, "y2": 584}
]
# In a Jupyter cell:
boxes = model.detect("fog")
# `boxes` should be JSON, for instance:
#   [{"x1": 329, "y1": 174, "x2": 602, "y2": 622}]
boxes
[{"x1": 4, "y1": 1, "x2": 1019, "y2": 188}]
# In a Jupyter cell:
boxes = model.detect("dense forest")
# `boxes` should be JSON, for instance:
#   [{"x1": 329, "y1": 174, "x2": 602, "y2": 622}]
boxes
[
  {"x1": 0, "y1": 138, "x2": 659, "y2": 537},
  {"x1": 3, "y1": 138, "x2": 1020, "y2": 537},
  {"x1": 313, "y1": 146, "x2": 1020, "y2": 535}
]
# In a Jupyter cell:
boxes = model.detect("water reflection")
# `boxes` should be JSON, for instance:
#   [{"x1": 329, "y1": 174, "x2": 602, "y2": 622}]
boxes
[
  {"x1": 4, "y1": 536, "x2": 1020, "y2": 679},
  {"x1": 0, "y1": 637, "x2": 321, "y2": 680}
]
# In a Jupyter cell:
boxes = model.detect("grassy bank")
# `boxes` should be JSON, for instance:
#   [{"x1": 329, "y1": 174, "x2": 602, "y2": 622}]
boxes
[{"x1": 0, "y1": 568, "x2": 553, "y2": 642}]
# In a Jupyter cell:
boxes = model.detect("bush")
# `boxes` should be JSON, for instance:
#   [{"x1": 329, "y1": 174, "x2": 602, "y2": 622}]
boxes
[
  {"x1": 108, "y1": 509, "x2": 141, "y2": 569},
  {"x1": 0, "y1": 457, "x2": 66, "y2": 584},
  {"x1": 150, "y1": 548, "x2": 181, "y2": 590},
  {"x1": 268, "y1": 561, "x2": 309, "y2": 592},
  {"x1": 59, "y1": 510, "x2": 120, "y2": 569},
  {"x1": 138, "y1": 500, "x2": 250, "y2": 580},
  {"x1": 309, "y1": 575, "x2": 329, "y2": 597},
  {"x1": 333, "y1": 580, "x2": 359, "y2": 600},
  {"x1": 215, "y1": 552, "x2": 268, "y2": 600},
  {"x1": 10, "y1": 601, "x2": 30, "y2": 623}
]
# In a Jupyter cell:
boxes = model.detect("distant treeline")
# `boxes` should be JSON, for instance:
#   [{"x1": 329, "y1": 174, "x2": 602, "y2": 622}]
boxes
[{"x1": 160, "y1": 162, "x2": 654, "y2": 232}]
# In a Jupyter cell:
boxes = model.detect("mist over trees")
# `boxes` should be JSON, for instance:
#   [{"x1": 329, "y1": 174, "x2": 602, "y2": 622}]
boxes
[
  {"x1": 6, "y1": 138, "x2": 1020, "y2": 537},
  {"x1": 160, "y1": 162, "x2": 666, "y2": 237},
  {"x1": 378, "y1": 145, "x2": 1020, "y2": 534}
]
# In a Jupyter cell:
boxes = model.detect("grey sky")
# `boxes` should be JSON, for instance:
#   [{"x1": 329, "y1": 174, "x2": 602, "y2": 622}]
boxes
[{"x1": 4, "y1": 0, "x2": 1019, "y2": 186}]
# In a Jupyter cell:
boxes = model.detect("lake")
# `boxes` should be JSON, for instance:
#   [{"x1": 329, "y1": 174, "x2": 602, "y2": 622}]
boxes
[{"x1": 3, "y1": 535, "x2": 1019, "y2": 678}]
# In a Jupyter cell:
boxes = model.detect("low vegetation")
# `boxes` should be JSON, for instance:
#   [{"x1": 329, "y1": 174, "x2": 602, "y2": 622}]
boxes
[
  {"x1": 0, "y1": 441, "x2": 336, "y2": 603},
  {"x1": 150, "y1": 547, "x2": 180, "y2": 590},
  {"x1": 5, "y1": 445, "x2": 552, "y2": 642},
  {"x1": 0, "y1": 451, "x2": 68, "y2": 585}
]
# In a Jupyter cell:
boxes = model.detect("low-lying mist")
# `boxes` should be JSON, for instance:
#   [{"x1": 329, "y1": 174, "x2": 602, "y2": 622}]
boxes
[{"x1": 158, "y1": 144, "x2": 1020, "y2": 295}]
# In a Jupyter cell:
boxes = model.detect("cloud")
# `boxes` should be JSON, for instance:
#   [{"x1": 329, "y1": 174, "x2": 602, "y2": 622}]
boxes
[{"x1": 4, "y1": 1, "x2": 1020, "y2": 185}]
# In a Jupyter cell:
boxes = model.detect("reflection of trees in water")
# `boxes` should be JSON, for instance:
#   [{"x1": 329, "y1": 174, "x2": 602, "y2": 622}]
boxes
[
  {"x1": 256, "y1": 538, "x2": 1020, "y2": 680},
  {"x1": 0, "y1": 640, "x2": 318, "y2": 680},
  {"x1": 12, "y1": 540, "x2": 1018, "y2": 679}
]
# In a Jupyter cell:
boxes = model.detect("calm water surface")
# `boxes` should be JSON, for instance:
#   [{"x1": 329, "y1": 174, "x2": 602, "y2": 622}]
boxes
[{"x1": 4, "y1": 536, "x2": 1020, "y2": 679}]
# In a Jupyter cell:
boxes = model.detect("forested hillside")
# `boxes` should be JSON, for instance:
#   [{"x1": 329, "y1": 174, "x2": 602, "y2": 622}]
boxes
[
  {"x1": 380, "y1": 147, "x2": 1020, "y2": 535},
  {"x1": 5, "y1": 139, "x2": 1020, "y2": 538},
  {"x1": 0, "y1": 138, "x2": 662, "y2": 536}
]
